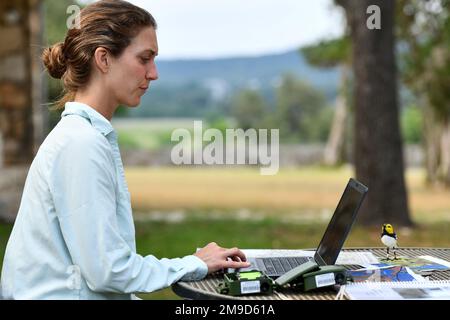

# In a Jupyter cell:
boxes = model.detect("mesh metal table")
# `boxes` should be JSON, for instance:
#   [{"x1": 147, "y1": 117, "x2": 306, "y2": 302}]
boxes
[{"x1": 172, "y1": 248, "x2": 450, "y2": 300}]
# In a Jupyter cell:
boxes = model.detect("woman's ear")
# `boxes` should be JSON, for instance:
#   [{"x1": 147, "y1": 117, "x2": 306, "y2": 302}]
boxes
[{"x1": 93, "y1": 47, "x2": 110, "y2": 73}]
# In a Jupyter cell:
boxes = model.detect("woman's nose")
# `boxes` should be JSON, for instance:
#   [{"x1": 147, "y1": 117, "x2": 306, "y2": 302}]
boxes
[{"x1": 147, "y1": 62, "x2": 158, "y2": 81}]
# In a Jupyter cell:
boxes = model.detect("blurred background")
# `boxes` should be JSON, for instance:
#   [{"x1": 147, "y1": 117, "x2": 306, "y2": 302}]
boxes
[{"x1": 0, "y1": 0, "x2": 449, "y2": 299}]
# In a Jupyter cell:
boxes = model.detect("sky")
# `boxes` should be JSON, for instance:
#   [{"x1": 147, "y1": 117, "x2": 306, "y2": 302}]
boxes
[{"x1": 82, "y1": 0, "x2": 345, "y2": 60}]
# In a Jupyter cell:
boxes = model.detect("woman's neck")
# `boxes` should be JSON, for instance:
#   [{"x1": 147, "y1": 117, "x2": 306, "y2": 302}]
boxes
[{"x1": 74, "y1": 82, "x2": 117, "y2": 121}]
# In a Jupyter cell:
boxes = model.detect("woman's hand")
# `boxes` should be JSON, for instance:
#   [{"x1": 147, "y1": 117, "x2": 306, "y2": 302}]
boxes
[{"x1": 194, "y1": 242, "x2": 251, "y2": 273}]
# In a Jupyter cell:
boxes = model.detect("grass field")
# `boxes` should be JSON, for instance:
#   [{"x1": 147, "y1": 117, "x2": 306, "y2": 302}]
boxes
[
  {"x1": 114, "y1": 118, "x2": 198, "y2": 151},
  {"x1": 0, "y1": 166, "x2": 449, "y2": 299},
  {"x1": 126, "y1": 166, "x2": 450, "y2": 223}
]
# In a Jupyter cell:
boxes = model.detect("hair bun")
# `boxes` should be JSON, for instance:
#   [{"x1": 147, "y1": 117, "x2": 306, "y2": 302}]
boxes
[{"x1": 42, "y1": 42, "x2": 67, "y2": 79}]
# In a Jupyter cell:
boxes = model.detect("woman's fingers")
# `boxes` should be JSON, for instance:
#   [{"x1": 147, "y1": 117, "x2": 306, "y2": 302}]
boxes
[
  {"x1": 228, "y1": 256, "x2": 240, "y2": 262},
  {"x1": 223, "y1": 247, "x2": 250, "y2": 269},
  {"x1": 194, "y1": 243, "x2": 252, "y2": 273},
  {"x1": 223, "y1": 247, "x2": 247, "y2": 262},
  {"x1": 222, "y1": 259, "x2": 251, "y2": 269}
]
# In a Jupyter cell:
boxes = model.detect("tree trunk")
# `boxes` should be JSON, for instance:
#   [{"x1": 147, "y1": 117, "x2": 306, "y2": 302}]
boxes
[
  {"x1": 422, "y1": 101, "x2": 450, "y2": 187},
  {"x1": 337, "y1": 0, "x2": 412, "y2": 226},
  {"x1": 423, "y1": 102, "x2": 441, "y2": 184},
  {"x1": 323, "y1": 65, "x2": 349, "y2": 166},
  {"x1": 440, "y1": 122, "x2": 450, "y2": 186}
]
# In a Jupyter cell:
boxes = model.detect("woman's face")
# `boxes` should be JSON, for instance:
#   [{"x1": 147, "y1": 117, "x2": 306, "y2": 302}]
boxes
[{"x1": 108, "y1": 26, "x2": 159, "y2": 107}]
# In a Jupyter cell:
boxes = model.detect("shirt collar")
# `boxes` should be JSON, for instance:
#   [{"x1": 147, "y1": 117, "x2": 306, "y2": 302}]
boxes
[{"x1": 61, "y1": 102, "x2": 114, "y2": 136}]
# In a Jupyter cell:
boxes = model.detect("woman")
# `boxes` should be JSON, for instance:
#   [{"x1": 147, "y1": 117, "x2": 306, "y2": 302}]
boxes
[{"x1": 1, "y1": 0, "x2": 249, "y2": 300}]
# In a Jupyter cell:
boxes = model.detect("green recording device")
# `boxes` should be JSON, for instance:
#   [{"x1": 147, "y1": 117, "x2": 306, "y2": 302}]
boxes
[
  {"x1": 217, "y1": 262, "x2": 348, "y2": 296},
  {"x1": 217, "y1": 270, "x2": 274, "y2": 296},
  {"x1": 275, "y1": 260, "x2": 348, "y2": 292}
]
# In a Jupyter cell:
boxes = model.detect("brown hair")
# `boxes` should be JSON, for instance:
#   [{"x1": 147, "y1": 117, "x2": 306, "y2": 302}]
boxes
[{"x1": 42, "y1": 0, "x2": 157, "y2": 109}]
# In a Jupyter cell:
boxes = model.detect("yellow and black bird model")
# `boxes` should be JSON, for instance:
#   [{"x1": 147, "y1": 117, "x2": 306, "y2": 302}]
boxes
[{"x1": 381, "y1": 224, "x2": 398, "y2": 260}]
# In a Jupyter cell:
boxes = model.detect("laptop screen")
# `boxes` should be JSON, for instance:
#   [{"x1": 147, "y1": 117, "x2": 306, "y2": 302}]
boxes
[{"x1": 314, "y1": 178, "x2": 368, "y2": 266}]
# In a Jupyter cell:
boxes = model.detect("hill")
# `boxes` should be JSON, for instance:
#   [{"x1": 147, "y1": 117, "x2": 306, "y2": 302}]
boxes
[{"x1": 127, "y1": 49, "x2": 339, "y2": 118}]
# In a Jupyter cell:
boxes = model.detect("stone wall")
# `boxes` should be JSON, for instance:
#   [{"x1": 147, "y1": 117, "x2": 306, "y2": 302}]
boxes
[
  {"x1": 0, "y1": 167, "x2": 28, "y2": 223},
  {"x1": 120, "y1": 144, "x2": 425, "y2": 168},
  {"x1": 0, "y1": 0, "x2": 43, "y2": 222}
]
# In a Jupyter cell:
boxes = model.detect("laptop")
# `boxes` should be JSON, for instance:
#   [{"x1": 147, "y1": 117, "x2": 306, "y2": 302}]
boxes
[{"x1": 242, "y1": 178, "x2": 368, "y2": 278}]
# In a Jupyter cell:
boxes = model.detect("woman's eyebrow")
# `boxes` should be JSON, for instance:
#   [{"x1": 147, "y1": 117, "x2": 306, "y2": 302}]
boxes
[{"x1": 140, "y1": 49, "x2": 158, "y2": 56}]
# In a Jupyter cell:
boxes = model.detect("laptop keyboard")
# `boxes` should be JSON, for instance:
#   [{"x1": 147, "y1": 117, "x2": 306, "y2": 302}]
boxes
[{"x1": 261, "y1": 256, "x2": 313, "y2": 275}]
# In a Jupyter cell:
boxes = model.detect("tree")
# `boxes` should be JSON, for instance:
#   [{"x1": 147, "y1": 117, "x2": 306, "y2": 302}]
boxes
[
  {"x1": 396, "y1": 0, "x2": 450, "y2": 186},
  {"x1": 231, "y1": 89, "x2": 267, "y2": 130},
  {"x1": 275, "y1": 74, "x2": 331, "y2": 143},
  {"x1": 336, "y1": 0, "x2": 412, "y2": 226}
]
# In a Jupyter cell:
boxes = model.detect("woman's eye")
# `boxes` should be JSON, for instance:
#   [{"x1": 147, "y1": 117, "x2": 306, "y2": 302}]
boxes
[{"x1": 140, "y1": 57, "x2": 151, "y2": 63}]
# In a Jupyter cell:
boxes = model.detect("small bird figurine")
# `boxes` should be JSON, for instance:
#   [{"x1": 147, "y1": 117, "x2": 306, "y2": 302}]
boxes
[{"x1": 381, "y1": 223, "x2": 398, "y2": 260}]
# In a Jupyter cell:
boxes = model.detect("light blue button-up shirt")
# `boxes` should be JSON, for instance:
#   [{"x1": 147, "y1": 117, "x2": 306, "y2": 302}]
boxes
[{"x1": 1, "y1": 102, "x2": 207, "y2": 300}]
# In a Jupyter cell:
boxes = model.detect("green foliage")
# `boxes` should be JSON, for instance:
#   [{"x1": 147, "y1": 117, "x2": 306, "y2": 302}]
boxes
[
  {"x1": 231, "y1": 89, "x2": 267, "y2": 130},
  {"x1": 205, "y1": 117, "x2": 233, "y2": 137},
  {"x1": 397, "y1": 0, "x2": 450, "y2": 123},
  {"x1": 275, "y1": 74, "x2": 331, "y2": 143},
  {"x1": 117, "y1": 131, "x2": 144, "y2": 149},
  {"x1": 301, "y1": 37, "x2": 351, "y2": 67},
  {"x1": 44, "y1": 0, "x2": 82, "y2": 45},
  {"x1": 226, "y1": 74, "x2": 332, "y2": 143},
  {"x1": 0, "y1": 224, "x2": 13, "y2": 270},
  {"x1": 128, "y1": 82, "x2": 217, "y2": 118},
  {"x1": 310, "y1": 106, "x2": 335, "y2": 142},
  {"x1": 401, "y1": 105, "x2": 423, "y2": 144},
  {"x1": 117, "y1": 128, "x2": 175, "y2": 151},
  {"x1": 43, "y1": 0, "x2": 84, "y2": 130},
  {"x1": 114, "y1": 105, "x2": 130, "y2": 117}
]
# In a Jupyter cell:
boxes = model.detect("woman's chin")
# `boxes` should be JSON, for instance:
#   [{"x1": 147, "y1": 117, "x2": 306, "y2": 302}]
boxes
[{"x1": 125, "y1": 98, "x2": 141, "y2": 108}]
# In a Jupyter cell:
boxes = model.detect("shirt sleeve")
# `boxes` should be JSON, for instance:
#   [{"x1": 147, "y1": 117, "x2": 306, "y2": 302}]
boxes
[{"x1": 49, "y1": 133, "x2": 207, "y2": 294}]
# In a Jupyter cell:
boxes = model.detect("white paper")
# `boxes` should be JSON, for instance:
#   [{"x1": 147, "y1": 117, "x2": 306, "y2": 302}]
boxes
[
  {"x1": 419, "y1": 255, "x2": 450, "y2": 268},
  {"x1": 335, "y1": 251, "x2": 379, "y2": 266},
  {"x1": 340, "y1": 281, "x2": 450, "y2": 300}
]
